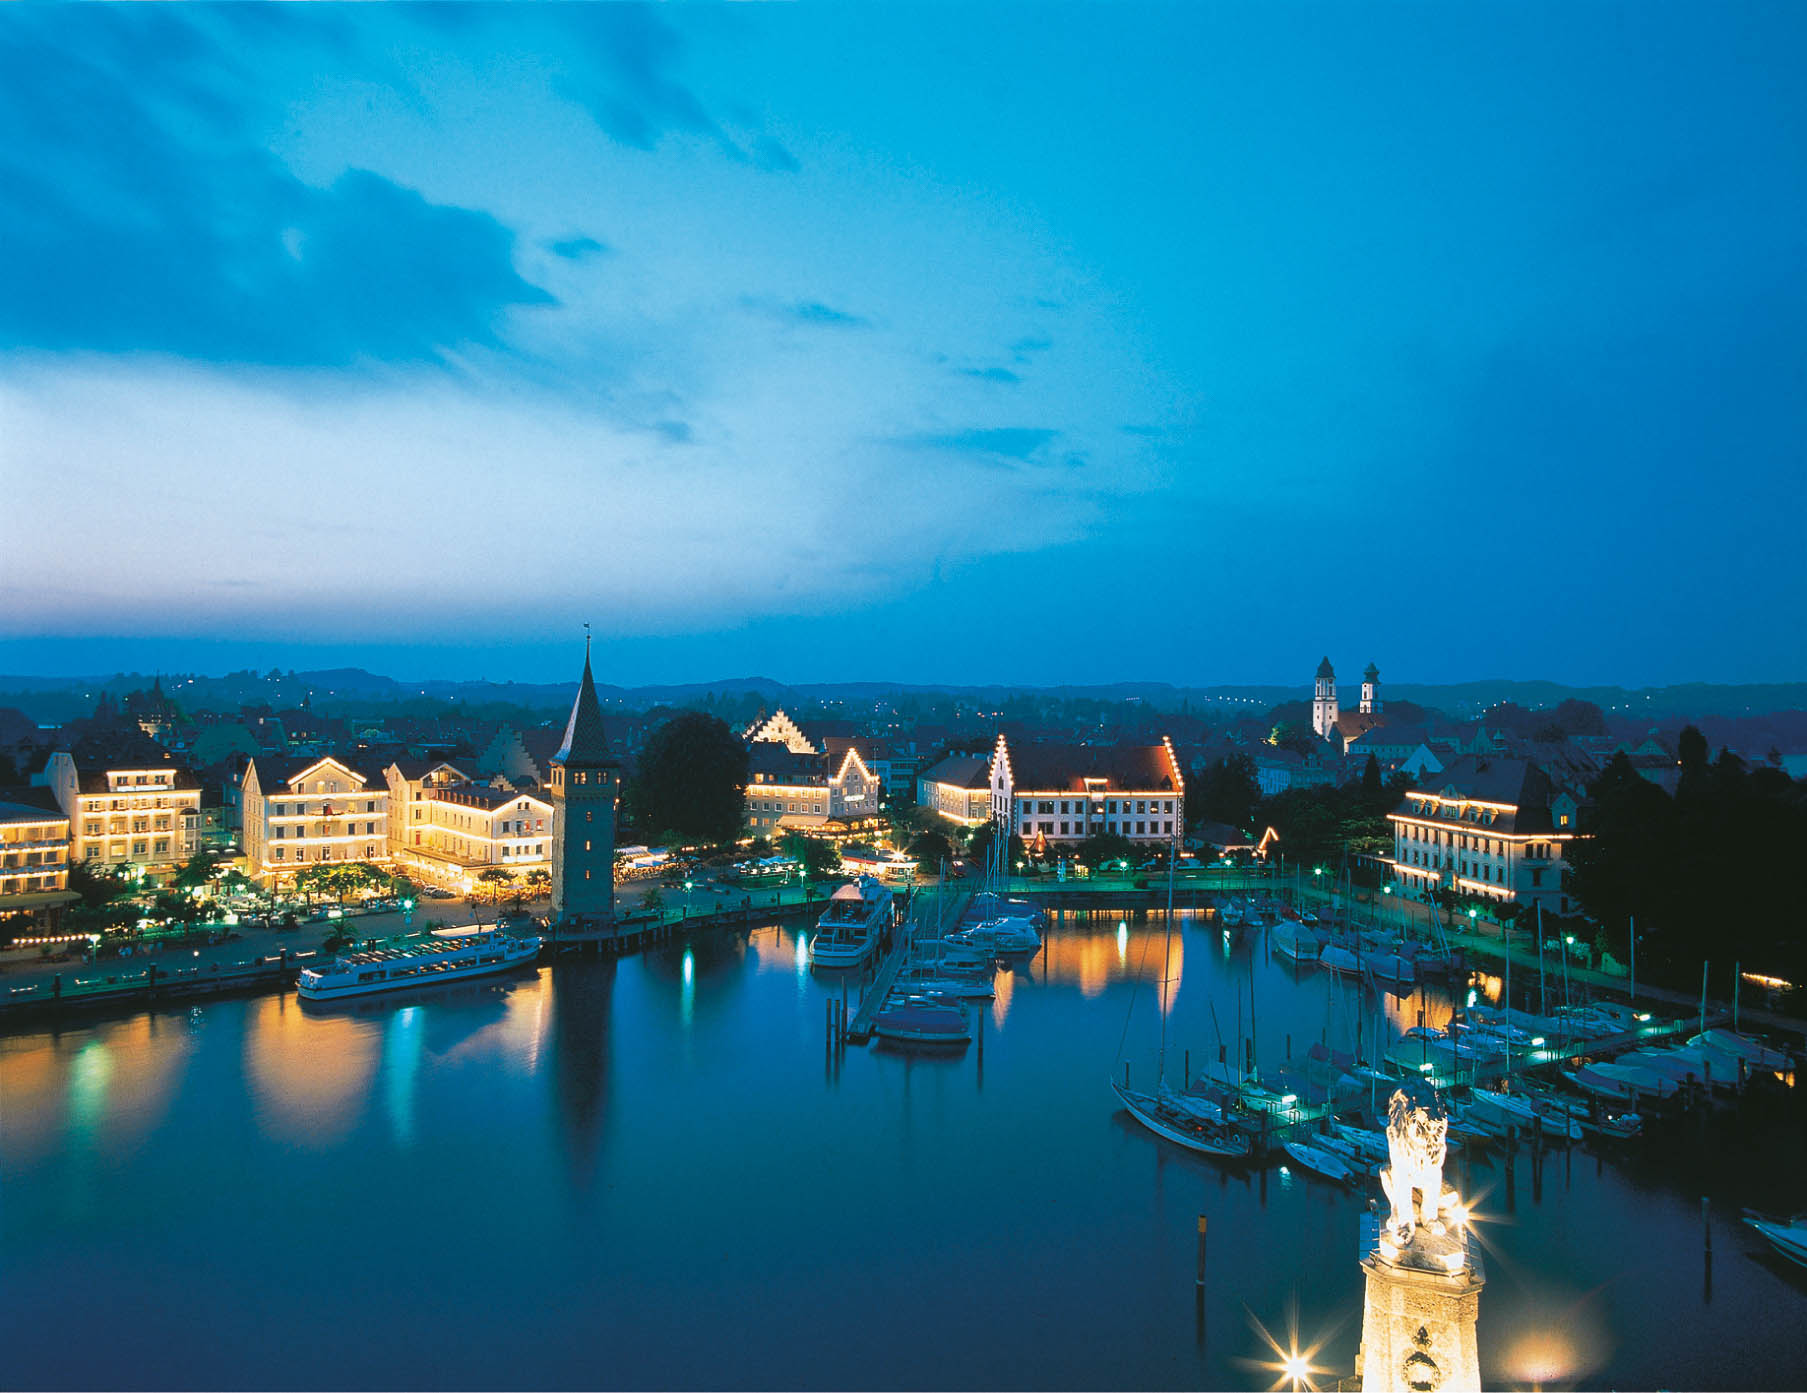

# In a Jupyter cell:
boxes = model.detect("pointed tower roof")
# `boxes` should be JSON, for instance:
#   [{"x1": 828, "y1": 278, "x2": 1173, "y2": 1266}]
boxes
[
  {"x1": 1364, "y1": 662, "x2": 1379, "y2": 681},
  {"x1": 554, "y1": 640, "x2": 616, "y2": 767},
  {"x1": 1316, "y1": 656, "x2": 1335, "y2": 680}
]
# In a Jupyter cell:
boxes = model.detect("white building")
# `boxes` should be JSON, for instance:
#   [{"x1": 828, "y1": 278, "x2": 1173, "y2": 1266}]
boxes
[
  {"x1": 46, "y1": 737, "x2": 201, "y2": 879},
  {"x1": 917, "y1": 753, "x2": 993, "y2": 826},
  {"x1": 989, "y1": 736, "x2": 1185, "y2": 847},
  {"x1": 383, "y1": 758, "x2": 553, "y2": 892},
  {"x1": 1384, "y1": 755, "x2": 1584, "y2": 914},
  {"x1": 241, "y1": 755, "x2": 389, "y2": 888}
]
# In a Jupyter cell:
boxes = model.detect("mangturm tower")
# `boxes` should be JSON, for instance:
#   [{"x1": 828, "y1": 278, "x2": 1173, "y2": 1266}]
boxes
[
  {"x1": 1312, "y1": 656, "x2": 1339, "y2": 739},
  {"x1": 550, "y1": 638, "x2": 618, "y2": 926}
]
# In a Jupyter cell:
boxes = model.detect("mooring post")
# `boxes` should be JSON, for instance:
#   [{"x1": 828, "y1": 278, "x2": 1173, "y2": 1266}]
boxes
[
  {"x1": 1195, "y1": 1214, "x2": 1207, "y2": 1289},
  {"x1": 1184, "y1": 1049, "x2": 1190, "y2": 1088}
]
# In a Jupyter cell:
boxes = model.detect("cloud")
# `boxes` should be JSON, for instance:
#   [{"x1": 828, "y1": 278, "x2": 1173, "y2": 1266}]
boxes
[
  {"x1": 960, "y1": 366, "x2": 1021, "y2": 384},
  {"x1": 751, "y1": 135, "x2": 801, "y2": 174},
  {"x1": 1010, "y1": 335, "x2": 1053, "y2": 354},
  {"x1": 549, "y1": 236, "x2": 611, "y2": 261},
  {"x1": 0, "y1": 8, "x2": 550, "y2": 366},
  {"x1": 741, "y1": 297, "x2": 872, "y2": 329},
  {"x1": 896, "y1": 427, "x2": 1060, "y2": 463}
]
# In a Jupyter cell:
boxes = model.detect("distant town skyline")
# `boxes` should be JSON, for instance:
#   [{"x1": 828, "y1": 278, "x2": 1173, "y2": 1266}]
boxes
[{"x1": 3, "y1": 6, "x2": 1805, "y2": 687}]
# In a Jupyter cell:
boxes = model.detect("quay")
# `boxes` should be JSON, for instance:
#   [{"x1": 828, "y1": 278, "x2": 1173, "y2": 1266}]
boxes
[{"x1": 0, "y1": 894, "x2": 825, "y2": 1028}]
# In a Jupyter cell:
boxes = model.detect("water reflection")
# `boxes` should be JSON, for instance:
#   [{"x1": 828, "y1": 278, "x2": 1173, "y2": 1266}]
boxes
[
  {"x1": 243, "y1": 994, "x2": 379, "y2": 1146},
  {"x1": 383, "y1": 1006, "x2": 424, "y2": 1147},
  {"x1": 549, "y1": 958, "x2": 615, "y2": 1192}
]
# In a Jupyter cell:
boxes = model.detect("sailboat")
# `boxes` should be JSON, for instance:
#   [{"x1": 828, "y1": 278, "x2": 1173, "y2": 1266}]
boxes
[{"x1": 1113, "y1": 850, "x2": 1252, "y2": 1158}]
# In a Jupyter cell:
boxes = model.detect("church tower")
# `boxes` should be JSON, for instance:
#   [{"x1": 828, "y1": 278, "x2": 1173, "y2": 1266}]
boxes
[
  {"x1": 1312, "y1": 657, "x2": 1339, "y2": 740},
  {"x1": 550, "y1": 638, "x2": 618, "y2": 925},
  {"x1": 1361, "y1": 662, "x2": 1382, "y2": 715}
]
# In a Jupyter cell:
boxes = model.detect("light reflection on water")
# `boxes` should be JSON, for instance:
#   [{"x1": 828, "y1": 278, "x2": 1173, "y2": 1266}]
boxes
[{"x1": 1, "y1": 912, "x2": 1803, "y2": 1392}]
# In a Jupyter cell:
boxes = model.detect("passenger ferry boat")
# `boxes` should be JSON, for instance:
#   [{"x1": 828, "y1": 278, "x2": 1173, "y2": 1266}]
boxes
[
  {"x1": 296, "y1": 926, "x2": 541, "y2": 1002},
  {"x1": 808, "y1": 877, "x2": 893, "y2": 969}
]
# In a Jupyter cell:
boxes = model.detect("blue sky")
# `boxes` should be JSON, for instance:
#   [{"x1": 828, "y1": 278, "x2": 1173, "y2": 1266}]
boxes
[{"x1": 2, "y1": 3, "x2": 1803, "y2": 688}]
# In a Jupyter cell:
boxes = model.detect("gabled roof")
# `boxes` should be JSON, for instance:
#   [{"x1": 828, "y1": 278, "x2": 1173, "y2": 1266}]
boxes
[
  {"x1": 748, "y1": 742, "x2": 826, "y2": 782},
  {"x1": 920, "y1": 754, "x2": 991, "y2": 790},
  {"x1": 554, "y1": 645, "x2": 616, "y2": 768},
  {"x1": 1398, "y1": 755, "x2": 1586, "y2": 837},
  {"x1": 247, "y1": 753, "x2": 378, "y2": 791}
]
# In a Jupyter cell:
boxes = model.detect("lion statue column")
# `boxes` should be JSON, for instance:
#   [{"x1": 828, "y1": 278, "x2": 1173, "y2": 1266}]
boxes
[{"x1": 1355, "y1": 1083, "x2": 1483, "y2": 1393}]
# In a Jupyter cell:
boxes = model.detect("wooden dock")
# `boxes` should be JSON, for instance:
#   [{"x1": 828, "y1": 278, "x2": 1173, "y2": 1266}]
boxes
[{"x1": 844, "y1": 886, "x2": 970, "y2": 1044}]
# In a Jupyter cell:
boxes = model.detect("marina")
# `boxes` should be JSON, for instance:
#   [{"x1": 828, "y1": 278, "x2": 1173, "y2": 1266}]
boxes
[{"x1": 6, "y1": 906, "x2": 1802, "y2": 1390}]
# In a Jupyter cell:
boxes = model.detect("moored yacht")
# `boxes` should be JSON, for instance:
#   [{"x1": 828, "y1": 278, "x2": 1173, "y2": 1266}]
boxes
[
  {"x1": 296, "y1": 926, "x2": 541, "y2": 1002},
  {"x1": 809, "y1": 876, "x2": 894, "y2": 969}
]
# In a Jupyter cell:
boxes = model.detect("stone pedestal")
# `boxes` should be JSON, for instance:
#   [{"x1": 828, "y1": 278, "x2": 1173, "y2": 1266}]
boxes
[{"x1": 1355, "y1": 1232, "x2": 1483, "y2": 1393}]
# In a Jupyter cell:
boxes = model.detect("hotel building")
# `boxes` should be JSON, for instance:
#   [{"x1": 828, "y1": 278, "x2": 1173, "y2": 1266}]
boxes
[
  {"x1": 0, "y1": 799, "x2": 77, "y2": 937},
  {"x1": 46, "y1": 739, "x2": 202, "y2": 878},
  {"x1": 989, "y1": 736, "x2": 1186, "y2": 847},
  {"x1": 241, "y1": 755, "x2": 389, "y2": 888},
  {"x1": 1383, "y1": 755, "x2": 1584, "y2": 913},
  {"x1": 384, "y1": 757, "x2": 553, "y2": 892}
]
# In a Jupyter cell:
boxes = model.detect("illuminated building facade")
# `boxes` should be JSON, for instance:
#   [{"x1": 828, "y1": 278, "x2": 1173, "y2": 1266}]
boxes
[
  {"x1": 241, "y1": 755, "x2": 389, "y2": 887},
  {"x1": 1313, "y1": 655, "x2": 1388, "y2": 747},
  {"x1": 0, "y1": 800, "x2": 77, "y2": 937},
  {"x1": 916, "y1": 753, "x2": 993, "y2": 827},
  {"x1": 46, "y1": 741, "x2": 202, "y2": 879},
  {"x1": 382, "y1": 759, "x2": 553, "y2": 891},
  {"x1": 744, "y1": 716, "x2": 880, "y2": 835},
  {"x1": 1383, "y1": 755, "x2": 1584, "y2": 913},
  {"x1": 989, "y1": 736, "x2": 1185, "y2": 846},
  {"x1": 550, "y1": 643, "x2": 618, "y2": 923}
]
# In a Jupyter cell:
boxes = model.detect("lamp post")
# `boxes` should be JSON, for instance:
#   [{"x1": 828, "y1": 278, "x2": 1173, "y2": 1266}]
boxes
[{"x1": 684, "y1": 878, "x2": 694, "y2": 922}]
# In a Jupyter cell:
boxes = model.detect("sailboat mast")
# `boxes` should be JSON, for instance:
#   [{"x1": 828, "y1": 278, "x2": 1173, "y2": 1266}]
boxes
[{"x1": 1157, "y1": 845, "x2": 1176, "y2": 1083}]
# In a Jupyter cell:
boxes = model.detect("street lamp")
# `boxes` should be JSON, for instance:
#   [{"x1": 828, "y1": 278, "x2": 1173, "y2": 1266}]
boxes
[{"x1": 684, "y1": 879, "x2": 694, "y2": 920}]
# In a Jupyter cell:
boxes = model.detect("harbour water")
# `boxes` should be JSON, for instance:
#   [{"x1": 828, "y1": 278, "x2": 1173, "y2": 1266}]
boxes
[{"x1": 4, "y1": 910, "x2": 1803, "y2": 1390}]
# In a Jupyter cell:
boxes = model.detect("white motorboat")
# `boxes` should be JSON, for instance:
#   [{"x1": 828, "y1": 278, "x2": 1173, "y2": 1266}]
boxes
[
  {"x1": 872, "y1": 995, "x2": 971, "y2": 1045},
  {"x1": 895, "y1": 966, "x2": 995, "y2": 1000},
  {"x1": 1743, "y1": 1212, "x2": 1807, "y2": 1270},
  {"x1": 1619, "y1": 1046, "x2": 1729, "y2": 1089},
  {"x1": 1565, "y1": 1061, "x2": 1680, "y2": 1102},
  {"x1": 948, "y1": 916, "x2": 1041, "y2": 954},
  {"x1": 1470, "y1": 1088, "x2": 1583, "y2": 1142},
  {"x1": 968, "y1": 892, "x2": 1046, "y2": 928},
  {"x1": 1691, "y1": 1028, "x2": 1792, "y2": 1075},
  {"x1": 296, "y1": 926, "x2": 540, "y2": 1001},
  {"x1": 1281, "y1": 1139, "x2": 1354, "y2": 1185},
  {"x1": 1329, "y1": 1122, "x2": 1390, "y2": 1165},
  {"x1": 1272, "y1": 920, "x2": 1321, "y2": 964},
  {"x1": 809, "y1": 876, "x2": 893, "y2": 969},
  {"x1": 1113, "y1": 1080, "x2": 1252, "y2": 1158},
  {"x1": 1319, "y1": 943, "x2": 1360, "y2": 976}
]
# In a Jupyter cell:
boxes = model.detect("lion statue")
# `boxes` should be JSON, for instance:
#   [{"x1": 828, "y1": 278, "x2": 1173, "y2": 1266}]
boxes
[{"x1": 1379, "y1": 1084, "x2": 1449, "y2": 1246}]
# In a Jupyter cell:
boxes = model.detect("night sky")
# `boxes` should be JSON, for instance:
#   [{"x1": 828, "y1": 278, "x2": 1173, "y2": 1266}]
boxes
[{"x1": 3, "y1": 4, "x2": 1803, "y2": 687}]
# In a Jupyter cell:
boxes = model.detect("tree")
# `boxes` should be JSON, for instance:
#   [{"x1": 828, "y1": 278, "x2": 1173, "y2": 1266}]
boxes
[
  {"x1": 780, "y1": 832, "x2": 839, "y2": 880},
  {"x1": 171, "y1": 851, "x2": 222, "y2": 892},
  {"x1": 523, "y1": 868, "x2": 551, "y2": 901},
  {"x1": 476, "y1": 867, "x2": 514, "y2": 904},
  {"x1": 633, "y1": 712, "x2": 750, "y2": 845},
  {"x1": 1361, "y1": 754, "x2": 1382, "y2": 800},
  {"x1": 1190, "y1": 754, "x2": 1261, "y2": 832},
  {"x1": 905, "y1": 830, "x2": 954, "y2": 875},
  {"x1": 1074, "y1": 831, "x2": 1136, "y2": 870}
]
